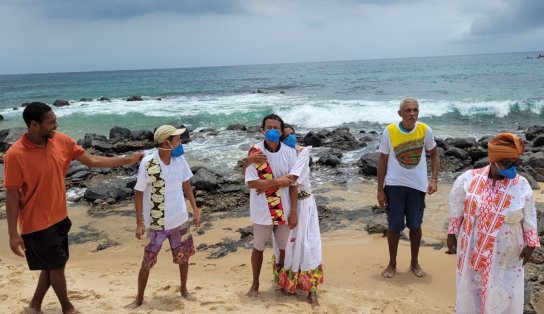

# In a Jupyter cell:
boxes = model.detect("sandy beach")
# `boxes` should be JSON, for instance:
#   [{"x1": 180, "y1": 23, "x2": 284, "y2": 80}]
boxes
[{"x1": 1, "y1": 180, "x2": 542, "y2": 313}]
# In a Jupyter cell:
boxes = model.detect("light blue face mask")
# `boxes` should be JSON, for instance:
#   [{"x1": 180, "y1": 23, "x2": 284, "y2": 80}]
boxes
[
  {"x1": 170, "y1": 143, "x2": 184, "y2": 157},
  {"x1": 496, "y1": 163, "x2": 517, "y2": 179},
  {"x1": 265, "y1": 129, "x2": 281, "y2": 142},
  {"x1": 282, "y1": 134, "x2": 297, "y2": 148}
]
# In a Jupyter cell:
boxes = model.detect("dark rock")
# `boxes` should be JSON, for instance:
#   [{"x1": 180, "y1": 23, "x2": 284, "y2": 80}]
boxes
[
  {"x1": 236, "y1": 226, "x2": 253, "y2": 240},
  {"x1": 226, "y1": 124, "x2": 247, "y2": 131},
  {"x1": 525, "y1": 125, "x2": 544, "y2": 141},
  {"x1": 441, "y1": 156, "x2": 468, "y2": 172},
  {"x1": 435, "y1": 138, "x2": 446, "y2": 149},
  {"x1": 191, "y1": 168, "x2": 219, "y2": 191},
  {"x1": 533, "y1": 135, "x2": 544, "y2": 147},
  {"x1": 445, "y1": 147, "x2": 470, "y2": 160},
  {"x1": 197, "y1": 243, "x2": 208, "y2": 250},
  {"x1": 131, "y1": 130, "x2": 154, "y2": 141},
  {"x1": 79, "y1": 98, "x2": 93, "y2": 102},
  {"x1": 21, "y1": 102, "x2": 31, "y2": 107},
  {"x1": 465, "y1": 146, "x2": 488, "y2": 163},
  {"x1": 109, "y1": 126, "x2": 133, "y2": 140},
  {"x1": 91, "y1": 139, "x2": 113, "y2": 152},
  {"x1": 477, "y1": 135, "x2": 493, "y2": 149},
  {"x1": 0, "y1": 114, "x2": 4, "y2": 121},
  {"x1": 53, "y1": 99, "x2": 70, "y2": 107},
  {"x1": 83, "y1": 178, "x2": 135, "y2": 202},
  {"x1": 473, "y1": 157, "x2": 489, "y2": 169},
  {"x1": 317, "y1": 149, "x2": 342, "y2": 168},
  {"x1": 70, "y1": 170, "x2": 92, "y2": 181},
  {"x1": 527, "y1": 152, "x2": 544, "y2": 173},
  {"x1": 356, "y1": 152, "x2": 380, "y2": 176},
  {"x1": 126, "y1": 96, "x2": 143, "y2": 101},
  {"x1": 94, "y1": 239, "x2": 120, "y2": 252},
  {"x1": 302, "y1": 131, "x2": 322, "y2": 147},
  {"x1": 365, "y1": 222, "x2": 387, "y2": 236},
  {"x1": 174, "y1": 124, "x2": 191, "y2": 143},
  {"x1": 317, "y1": 129, "x2": 331, "y2": 138},
  {"x1": 97, "y1": 96, "x2": 111, "y2": 102},
  {"x1": 447, "y1": 137, "x2": 477, "y2": 149},
  {"x1": 0, "y1": 127, "x2": 26, "y2": 144},
  {"x1": 220, "y1": 184, "x2": 246, "y2": 194}
]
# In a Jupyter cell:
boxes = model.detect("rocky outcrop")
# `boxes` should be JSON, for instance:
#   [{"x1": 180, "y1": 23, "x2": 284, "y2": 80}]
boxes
[{"x1": 53, "y1": 99, "x2": 70, "y2": 107}]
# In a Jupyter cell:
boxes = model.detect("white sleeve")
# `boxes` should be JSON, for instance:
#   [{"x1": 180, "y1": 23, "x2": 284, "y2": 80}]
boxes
[
  {"x1": 520, "y1": 178, "x2": 541, "y2": 247},
  {"x1": 245, "y1": 163, "x2": 260, "y2": 183},
  {"x1": 134, "y1": 160, "x2": 149, "y2": 192},
  {"x1": 425, "y1": 126, "x2": 437, "y2": 150},
  {"x1": 378, "y1": 128, "x2": 390, "y2": 154},
  {"x1": 290, "y1": 147, "x2": 310, "y2": 177},
  {"x1": 447, "y1": 172, "x2": 468, "y2": 234},
  {"x1": 180, "y1": 156, "x2": 194, "y2": 182}
]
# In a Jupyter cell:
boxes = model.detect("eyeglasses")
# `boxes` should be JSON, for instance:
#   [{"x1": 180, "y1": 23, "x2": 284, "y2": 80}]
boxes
[{"x1": 500, "y1": 159, "x2": 521, "y2": 168}]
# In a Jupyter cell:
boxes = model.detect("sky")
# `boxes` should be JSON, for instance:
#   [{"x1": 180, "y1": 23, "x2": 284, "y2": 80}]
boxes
[{"x1": 0, "y1": 0, "x2": 543, "y2": 74}]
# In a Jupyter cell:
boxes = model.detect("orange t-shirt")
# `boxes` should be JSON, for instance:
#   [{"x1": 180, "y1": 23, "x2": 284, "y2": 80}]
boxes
[{"x1": 3, "y1": 132, "x2": 85, "y2": 234}]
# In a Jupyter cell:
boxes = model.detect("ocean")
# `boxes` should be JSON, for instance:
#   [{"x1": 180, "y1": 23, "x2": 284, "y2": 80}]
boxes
[{"x1": 1, "y1": 51, "x2": 543, "y2": 171}]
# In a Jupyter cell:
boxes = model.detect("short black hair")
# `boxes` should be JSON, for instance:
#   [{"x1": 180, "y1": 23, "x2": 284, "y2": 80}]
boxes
[
  {"x1": 22, "y1": 102, "x2": 52, "y2": 127},
  {"x1": 261, "y1": 114, "x2": 285, "y2": 130}
]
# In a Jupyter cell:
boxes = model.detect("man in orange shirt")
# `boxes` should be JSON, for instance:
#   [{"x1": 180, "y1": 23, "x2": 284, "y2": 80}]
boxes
[{"x1": 4, "y1": 102, "x2": 144, "y2": 314}]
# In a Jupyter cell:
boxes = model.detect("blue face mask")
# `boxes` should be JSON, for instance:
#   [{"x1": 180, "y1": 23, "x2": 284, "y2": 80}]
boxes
[
  {"x1": 496, "y1": 163, "x2": 517, "y2": 179},
  {"x1": 265, "y1": 129, "x2": 281, "y2": 142},
  {"x1": 170, "y1": 143, "x2": 184, "y2": 157},
  {"x1": 283, "y1": 134, "x2": 297, "y2": 148}
]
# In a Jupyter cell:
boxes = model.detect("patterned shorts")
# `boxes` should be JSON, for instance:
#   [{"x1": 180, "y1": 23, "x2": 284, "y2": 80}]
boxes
[{"x1": 142, "y1": 221, "x2": 195, "y2": 270}]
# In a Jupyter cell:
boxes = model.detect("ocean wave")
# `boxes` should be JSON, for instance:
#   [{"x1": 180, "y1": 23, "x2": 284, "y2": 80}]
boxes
[{"x1": 1, "y1": 95, "x2": 542, "y2": 130}]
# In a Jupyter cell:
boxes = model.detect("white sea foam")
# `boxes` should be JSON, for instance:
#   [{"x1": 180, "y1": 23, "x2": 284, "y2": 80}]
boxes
[{"x1": 0, "y1": 95, "x2": 541, "y2": 130}]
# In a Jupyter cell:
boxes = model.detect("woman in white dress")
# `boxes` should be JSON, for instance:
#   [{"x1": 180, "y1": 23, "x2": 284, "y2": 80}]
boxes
[
  {"x1": 273, "y1": 124, "x2": 323, "y2": 308},
  {"x1": 447, "y1": 133, "x2": 540, "y2": 313}
]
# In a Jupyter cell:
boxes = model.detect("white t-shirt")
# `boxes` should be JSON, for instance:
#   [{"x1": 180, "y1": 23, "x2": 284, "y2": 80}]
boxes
[
  {"x1": 134, "y1": 151, "x2": 193, "y2": 229},
  {"x1": 379, "y1": 122, "x2": 437, "y2": 192},
  {"x1": 245, "y1": 142, "x2": 298, "y2": 225}
]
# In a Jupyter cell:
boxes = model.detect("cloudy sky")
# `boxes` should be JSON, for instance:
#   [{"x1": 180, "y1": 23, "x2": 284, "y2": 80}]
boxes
[{"x1": 0, "y1": 0, "x2": 543, "y2": 74}]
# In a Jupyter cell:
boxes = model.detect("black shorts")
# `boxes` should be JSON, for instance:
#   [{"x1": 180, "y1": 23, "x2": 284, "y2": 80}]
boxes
[
  {"x1": 22, "y1": 217, "x2": 72, "y2": 271},
  {"x1": 384, "y1": 185, "x2": 425, "y2": 233}
]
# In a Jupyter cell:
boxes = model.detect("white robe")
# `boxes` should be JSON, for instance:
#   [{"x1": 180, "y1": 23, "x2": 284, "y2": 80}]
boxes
[
  {"x1": 448, "y1": 166, "x2": 540, "y2": 314},
  {"x1": 273, "y1": 147, "x2": 323, "y2": 292}
]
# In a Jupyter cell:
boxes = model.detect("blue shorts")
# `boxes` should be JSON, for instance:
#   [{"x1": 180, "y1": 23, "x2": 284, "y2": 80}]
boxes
[{"x1": 384, "y1": 185, "x2": 425, "y2": 233}]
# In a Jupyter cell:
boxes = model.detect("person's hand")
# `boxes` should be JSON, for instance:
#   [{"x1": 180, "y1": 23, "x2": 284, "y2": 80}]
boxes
[
  {"x1": 128, "y1": 151, "x2": 145, "y2": 164},
  {"x1": 377, "y1": 189, "x2": 387, "y2": 208},
  {"x1": 276, "y1": 176, "x2": 295, "y2": 188},
  {"x1": 9, "y1": 233, "x2": 25, "y2": 257},
  {"x1": 248, "y1": 152, "x2": 267, "y2": 164},
  {"x1": 135, "y1": 224, "x2": 146, "y2": 240},
  {"x1": 446, "y1": 234, "x2": 457, "y2": 254},
  {"x1": 427, "y1": 180, "x2": 438, "y2": 195},
  {"x1": 519, "y1": 246, "x2": 536, "y2": 265},
  {"x1": 288, "y1": 211, "x2": 298, "y2": 229},
  {"x1": 192, "y1": 211, "x2": 201, "y2": 228}
]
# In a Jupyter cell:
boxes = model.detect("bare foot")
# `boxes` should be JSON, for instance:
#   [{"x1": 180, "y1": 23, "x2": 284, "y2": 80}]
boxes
[
  {"x1": 21, "y1": 307, "x2": 43, "y2": 314},
  {"x1": 410, "y1": 264, "x2": 427, "y2": 278},
  {"x1": 246, "y1": 285, "x2": 259, "y2": 297},
  {"x1": 180, "y1": 288, "x2": 197, "y2": 301},
  {"x1": 307, "y1": 292, "x2": 320, "y2": 309},
  {"x1": 381, "y1": 265, "x2": 396, "y2": 278},
  {"x1": 125, "y1": 298, "x2": 143, "y2": 309},
  {"x1": 63, "y1": 307, "x2": 79, "y2": 314}
]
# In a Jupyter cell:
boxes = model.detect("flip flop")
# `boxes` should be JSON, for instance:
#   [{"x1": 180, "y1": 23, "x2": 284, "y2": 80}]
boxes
[
  {"x1": 381, "y1": 267, "x2": 396, "y2": 278},
  {"x1": 410, "y1": 266, "x2": 427, "y2": 278}
]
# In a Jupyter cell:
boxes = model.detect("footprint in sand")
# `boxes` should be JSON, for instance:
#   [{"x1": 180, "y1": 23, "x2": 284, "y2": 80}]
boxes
[
  {"x1": 68, "y1": 289, "x2": 101, "y2": 300},
  {"x1": 161, "y1": 285, "x2": 171, "y2": 291}
]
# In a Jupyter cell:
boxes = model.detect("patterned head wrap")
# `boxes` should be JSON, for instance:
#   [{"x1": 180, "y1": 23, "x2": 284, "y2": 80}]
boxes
[{"x1": 487, "y1": 132, "x2": 524, "y2": 162}]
